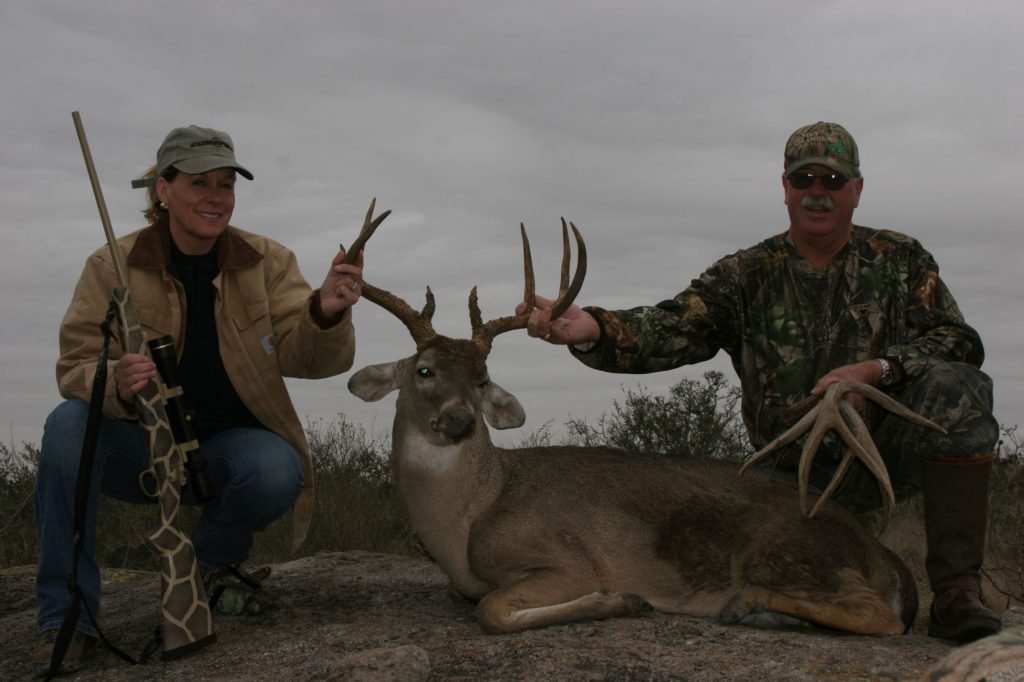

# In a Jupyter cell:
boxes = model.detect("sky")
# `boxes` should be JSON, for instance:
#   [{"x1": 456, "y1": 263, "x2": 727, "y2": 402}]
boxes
[{"x1": 2, "y1": 1, "x2": 1021, "y2": 453}]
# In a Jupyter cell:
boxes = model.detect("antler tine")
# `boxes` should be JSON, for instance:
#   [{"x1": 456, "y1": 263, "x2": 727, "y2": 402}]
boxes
[
  {"x1": 521, "y1": 223, "x2": 536, "y2": 315},
  {"x1": 469, "y1": 225, "x2": 534, "y2": 350},
  {"x1": 360, "y1": 283, "x2": 438, "y2": 350},
  {"x1": 549, "y1": 220, "x2": 586, "y2": 321},
  {"x1": 469, "y1": 286, "x2": 483, "y2": 333},
  {"x1": 474, "y1": 219, "x2": 586, "y2": 351},
  {"x1": 559, "y1": 218, "x2": 570, "y2": 297},
  {"x1": 341, "y1": 197, "x2": 392, "y2": 265},
  {"x1": 340, "y1": 198, "x2": 437, "y2": 348},
  {"x1": 740, "y1": 380, "x2": 946, "y2": 532},
  {"x1": 471, "y1": 222, "x2": 536, "y2": 349}
]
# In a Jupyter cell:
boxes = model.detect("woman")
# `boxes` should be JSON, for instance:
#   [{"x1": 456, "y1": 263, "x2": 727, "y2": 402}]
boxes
[{"x1": 34, "y1": 125, "x2": 364, "y2": 666}]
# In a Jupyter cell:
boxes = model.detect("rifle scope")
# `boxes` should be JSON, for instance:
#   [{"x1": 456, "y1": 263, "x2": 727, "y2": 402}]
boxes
[{"x1": 147, "y1": 336, "x2": 215, "y2": 503}]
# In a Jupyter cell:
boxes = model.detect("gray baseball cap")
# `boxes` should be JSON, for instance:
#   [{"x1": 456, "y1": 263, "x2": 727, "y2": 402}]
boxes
[{"x1": 132, "y1": 125, "x2": 253, "y2": 188}]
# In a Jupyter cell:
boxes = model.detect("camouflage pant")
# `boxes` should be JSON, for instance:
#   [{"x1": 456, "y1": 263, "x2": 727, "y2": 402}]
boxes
[{"x1": 787, "y1": 363, "x2": 999, "y2": 514}]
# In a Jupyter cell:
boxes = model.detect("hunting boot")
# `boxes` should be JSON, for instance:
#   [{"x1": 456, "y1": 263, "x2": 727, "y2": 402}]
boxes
[{"x1": 924, "y1": 454, "x2": 1002, "y2": 642}]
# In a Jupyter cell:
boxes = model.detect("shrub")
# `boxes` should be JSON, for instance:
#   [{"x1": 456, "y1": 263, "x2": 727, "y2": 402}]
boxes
[
  {"x1": 0, "y1": 440, "x2": 39, "y2": 567},
  {"x1": 0, "y1": 414, "x2": 417, "y2": 571},
  {"x1": 249, "y1": 416, "x2": 417, "y2": 564},
  {"x1": 563, "y1": 370, "x2": 752, "y2": 460}
]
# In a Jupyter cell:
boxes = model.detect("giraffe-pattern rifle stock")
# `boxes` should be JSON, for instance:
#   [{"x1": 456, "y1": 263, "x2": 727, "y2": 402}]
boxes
[{"x1": 113, "y1": 287, "x2": 216, "y2": 658}]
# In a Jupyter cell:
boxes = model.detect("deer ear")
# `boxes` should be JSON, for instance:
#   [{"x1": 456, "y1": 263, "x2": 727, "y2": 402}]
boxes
[
  {"x1": 481, "y1": 381, "x2": 526, "y2": 429},
  {"x1": 347, "y1": 360, "x2": 404, "y2": 402}
]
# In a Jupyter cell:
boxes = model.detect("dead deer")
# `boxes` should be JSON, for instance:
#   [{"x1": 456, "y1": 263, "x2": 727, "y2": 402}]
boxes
[{"x1": 345, "y1": 203, "x2": 941, "y2": 637}]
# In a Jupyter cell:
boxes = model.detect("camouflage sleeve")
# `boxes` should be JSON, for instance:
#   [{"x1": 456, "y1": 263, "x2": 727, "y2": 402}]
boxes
[
  {"x1": 884, "y1": 243, "x2": 984, "y2": 380},
  {"x1": 568, "y1": 257, "x2": 738, "y2": 374}
]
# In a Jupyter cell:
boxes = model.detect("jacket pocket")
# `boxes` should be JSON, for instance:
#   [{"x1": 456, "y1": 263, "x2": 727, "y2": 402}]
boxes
[
  {"x1": 136, "y1": 303, "x2": 175, "y2": 340},
  {"x1": 230, "y1": 298, "x2": 278, "y2": 367}
]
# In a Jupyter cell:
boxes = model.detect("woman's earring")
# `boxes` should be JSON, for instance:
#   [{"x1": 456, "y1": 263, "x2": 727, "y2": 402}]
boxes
[{"x1": 160, "y1": 201, "x2": 168, "y2": 210}]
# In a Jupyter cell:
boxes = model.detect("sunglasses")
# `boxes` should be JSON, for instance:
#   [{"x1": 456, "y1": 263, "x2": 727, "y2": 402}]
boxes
[{"x1": 787, "y1": 171, "x2": 850, "y2": 191}]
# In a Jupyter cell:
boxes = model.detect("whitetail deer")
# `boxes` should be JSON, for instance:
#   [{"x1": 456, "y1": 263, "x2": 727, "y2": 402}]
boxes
[{"x1": 346, "y1": 202, "x2": 944, "y2": 636}]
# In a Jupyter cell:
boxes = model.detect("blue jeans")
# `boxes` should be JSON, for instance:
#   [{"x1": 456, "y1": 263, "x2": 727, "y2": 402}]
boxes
[{"x1": 36, "y1": 399, "x2": 303, "y2": 637}]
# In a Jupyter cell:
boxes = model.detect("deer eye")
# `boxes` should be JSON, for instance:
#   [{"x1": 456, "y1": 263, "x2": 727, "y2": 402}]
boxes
[{"x1": 416, "y1": 367, "x2": 433, "y2": 378}]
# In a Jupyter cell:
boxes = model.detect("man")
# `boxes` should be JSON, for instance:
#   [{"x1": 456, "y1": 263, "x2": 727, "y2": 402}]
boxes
[{"x1": 521, "y1": 122, "x2": 1001, "y2": 642}]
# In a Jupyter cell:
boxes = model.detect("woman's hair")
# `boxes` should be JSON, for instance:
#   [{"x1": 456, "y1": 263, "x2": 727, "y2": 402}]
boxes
[{"x1": 139, "y1": 165, "x2": 179, "y2": 224}]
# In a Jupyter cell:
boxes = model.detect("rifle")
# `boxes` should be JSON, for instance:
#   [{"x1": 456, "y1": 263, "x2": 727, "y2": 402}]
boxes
[{"x1": 70, "y1": 111, "x2": 216, "y2": 660}]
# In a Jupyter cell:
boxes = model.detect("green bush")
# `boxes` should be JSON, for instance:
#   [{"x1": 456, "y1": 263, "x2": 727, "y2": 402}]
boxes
[{"x1": 562, "y1": 370, "x2": 752, "y2": 460}]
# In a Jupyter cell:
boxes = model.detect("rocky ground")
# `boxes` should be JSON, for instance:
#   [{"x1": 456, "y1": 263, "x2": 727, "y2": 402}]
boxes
[{"x1": 3, "y1": 550, "x2": 1022, "y2": 681}]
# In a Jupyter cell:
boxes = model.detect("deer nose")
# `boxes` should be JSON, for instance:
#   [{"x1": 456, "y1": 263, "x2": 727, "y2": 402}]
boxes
[{"x1": 430, "y1": 404, "x2": 476, "y2": 442}]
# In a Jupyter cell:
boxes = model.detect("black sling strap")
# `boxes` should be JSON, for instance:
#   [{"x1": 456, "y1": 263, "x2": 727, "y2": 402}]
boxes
[{"x1": 45, "y1": 301, "x2": 160, "y2": 678}]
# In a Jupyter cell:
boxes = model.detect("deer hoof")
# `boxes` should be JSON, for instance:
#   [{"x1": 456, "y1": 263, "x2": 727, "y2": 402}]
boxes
[
  {"x1": 719, "y1": 588, "x2": 768, "y2": 625},
  {"x1": 622, "y1": 592, "x2": 653, "y2": 614}
]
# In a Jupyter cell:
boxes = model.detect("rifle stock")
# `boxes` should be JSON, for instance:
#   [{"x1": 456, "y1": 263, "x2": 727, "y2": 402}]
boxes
[{"x1": 72, "y1": 112, "x2": 215, "y2": 658}]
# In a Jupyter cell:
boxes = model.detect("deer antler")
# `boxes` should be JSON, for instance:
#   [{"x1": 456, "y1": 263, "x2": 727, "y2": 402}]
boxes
[
  {"x1": 740, "y1": 380, "x2": 946, "y2": 530},
  {"x1": 472, "y1": 218, "x2": 586, "y2": 353},
  {"x1": 340, "y1": 197, "x2": 391, "y2": 265},
  {"x1": 341, "y1": 198, "x2": 438, "y2": 349}
]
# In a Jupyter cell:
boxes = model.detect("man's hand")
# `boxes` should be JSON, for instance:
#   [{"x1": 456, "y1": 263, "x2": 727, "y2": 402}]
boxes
[
  {"x1": 811, "y1": 360, "x2": 885, "y2": 413},
  {"x1": 517, "y1": 294, "x2": 601, "y2": 346}
]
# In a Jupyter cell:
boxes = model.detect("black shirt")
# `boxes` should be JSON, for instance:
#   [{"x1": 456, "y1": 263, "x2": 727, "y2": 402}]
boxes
[{"x1": 166, "y1": 241, "x2": 264, "y2": 441}]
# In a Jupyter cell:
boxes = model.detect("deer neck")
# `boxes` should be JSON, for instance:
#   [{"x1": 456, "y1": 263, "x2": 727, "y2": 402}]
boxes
[
  {"x1": 391, "y1": 415, "x2": 501, "y2": 589},
  {"x1": 391, "y1": 415, "x2": 499, "y2": 495}
]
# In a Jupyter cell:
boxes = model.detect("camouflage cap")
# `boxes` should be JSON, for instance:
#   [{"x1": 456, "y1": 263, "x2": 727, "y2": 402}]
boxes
[
  {"x1": 784, "y1": 121, "x2": 860, "y2": 178},
  {"x1": 132, "y1": 125, "x2": 253, "y2": 188}
]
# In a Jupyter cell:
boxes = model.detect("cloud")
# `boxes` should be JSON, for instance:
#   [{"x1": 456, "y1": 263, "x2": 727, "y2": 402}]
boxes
[{"x1": 2, "y1": 0, "x2": 1021, "y2": 451}]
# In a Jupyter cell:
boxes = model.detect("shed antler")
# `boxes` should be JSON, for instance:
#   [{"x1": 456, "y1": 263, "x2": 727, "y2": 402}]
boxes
[
  {"x1": 741, "y1": 380, "x2": 946, "y2": 529},
  {"x1": 471, "y1": 218, "x2": 586, "y2": 353}
]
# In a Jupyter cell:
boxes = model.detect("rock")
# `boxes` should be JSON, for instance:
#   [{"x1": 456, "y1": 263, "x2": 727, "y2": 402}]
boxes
[
  {"x1": 2, "y1": 553, "x2": 1021, "y2": 681},
  {"x1": 327, "y1": 644, "x2": 430, "y2": 681},
  {"x1": 920, "y1": 622, "x2": 1024, "y2": 682}
]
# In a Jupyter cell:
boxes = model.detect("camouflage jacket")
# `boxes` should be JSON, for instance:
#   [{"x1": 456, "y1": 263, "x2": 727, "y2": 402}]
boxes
[{"x1": 570, "y1": 225, "x2": 984, "y2": 449}]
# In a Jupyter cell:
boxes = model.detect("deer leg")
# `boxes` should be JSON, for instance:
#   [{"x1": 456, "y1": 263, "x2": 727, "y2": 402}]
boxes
[
  {"x1": 475, "y1": 572, "x2": 649, "y2": 634},
  {"x1": 718, "y1": 569, "x2": 905, "y2": 636}
]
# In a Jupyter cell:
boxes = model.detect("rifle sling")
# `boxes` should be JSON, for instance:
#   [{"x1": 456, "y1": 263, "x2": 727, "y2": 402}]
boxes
[{"x1": 46, "y1": 300, "x2": 162, "y2": 678}]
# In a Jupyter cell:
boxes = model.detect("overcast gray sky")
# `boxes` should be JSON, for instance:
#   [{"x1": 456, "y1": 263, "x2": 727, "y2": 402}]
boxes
[{"x1": 2, "y1": 1, "x2": 1021, "y2": 452}]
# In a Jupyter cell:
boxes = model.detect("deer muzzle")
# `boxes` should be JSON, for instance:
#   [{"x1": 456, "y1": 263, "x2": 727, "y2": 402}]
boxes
[{"x1": 430, "y1": 401, "x2": 476, "y2": 443}]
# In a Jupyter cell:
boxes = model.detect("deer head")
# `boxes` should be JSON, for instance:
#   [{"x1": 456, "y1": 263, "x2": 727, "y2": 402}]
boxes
[{"x1": 346, "y1": 201, "x2": 586, "y2": 446}]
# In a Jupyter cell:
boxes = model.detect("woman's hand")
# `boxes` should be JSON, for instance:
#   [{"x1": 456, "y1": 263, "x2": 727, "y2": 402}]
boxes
[
  {"x1": 114, "y1": 353, "x2": 157, "y2": 402},
  {"x1": 318, "y1": 248, "x2": 364, "y2": 318}
]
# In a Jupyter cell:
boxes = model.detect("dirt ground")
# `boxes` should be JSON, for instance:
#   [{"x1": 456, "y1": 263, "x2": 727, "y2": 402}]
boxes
[{"x1": 3, "y1": 550, "x2": 1022, "y2": 681}]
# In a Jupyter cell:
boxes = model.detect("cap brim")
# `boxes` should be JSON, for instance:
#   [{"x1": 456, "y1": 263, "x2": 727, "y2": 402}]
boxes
[
  {"x1": 172, "y1": 156, "x2": 254, "y2": 180},
  {"x1": 785, "y1": 157, "x2": 858, "y2": 177}
]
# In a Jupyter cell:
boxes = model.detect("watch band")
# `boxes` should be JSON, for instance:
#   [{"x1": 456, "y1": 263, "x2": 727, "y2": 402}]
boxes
[{"x1": 877, "y1": 358, "x2": 895, "y2": 388}]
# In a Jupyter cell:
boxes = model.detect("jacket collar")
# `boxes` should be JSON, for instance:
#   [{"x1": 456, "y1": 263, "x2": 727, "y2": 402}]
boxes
[{"x1": 127, "y1": 214, "x2": 264, "y2": 271}]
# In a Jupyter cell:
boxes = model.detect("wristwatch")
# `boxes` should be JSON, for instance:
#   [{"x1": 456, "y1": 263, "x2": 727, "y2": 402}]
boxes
[{"x1": 877, "y1": 358, "x2": 896, "y2": 388}]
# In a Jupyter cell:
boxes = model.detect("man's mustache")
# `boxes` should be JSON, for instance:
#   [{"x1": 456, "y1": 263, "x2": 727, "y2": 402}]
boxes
[{"x1": 801, "y1": 194, "x2": 835, "y2": 211}]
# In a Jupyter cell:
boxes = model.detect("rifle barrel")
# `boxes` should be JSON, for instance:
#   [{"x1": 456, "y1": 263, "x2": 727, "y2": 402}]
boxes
[{"x1": 71, "y1": 111, "x2": 128, "y2": 290}]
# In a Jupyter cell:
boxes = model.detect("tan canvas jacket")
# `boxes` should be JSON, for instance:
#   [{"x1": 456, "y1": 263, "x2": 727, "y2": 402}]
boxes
[{"x1": 56, "y1": 217, "x2": 355, "y2": 549}]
